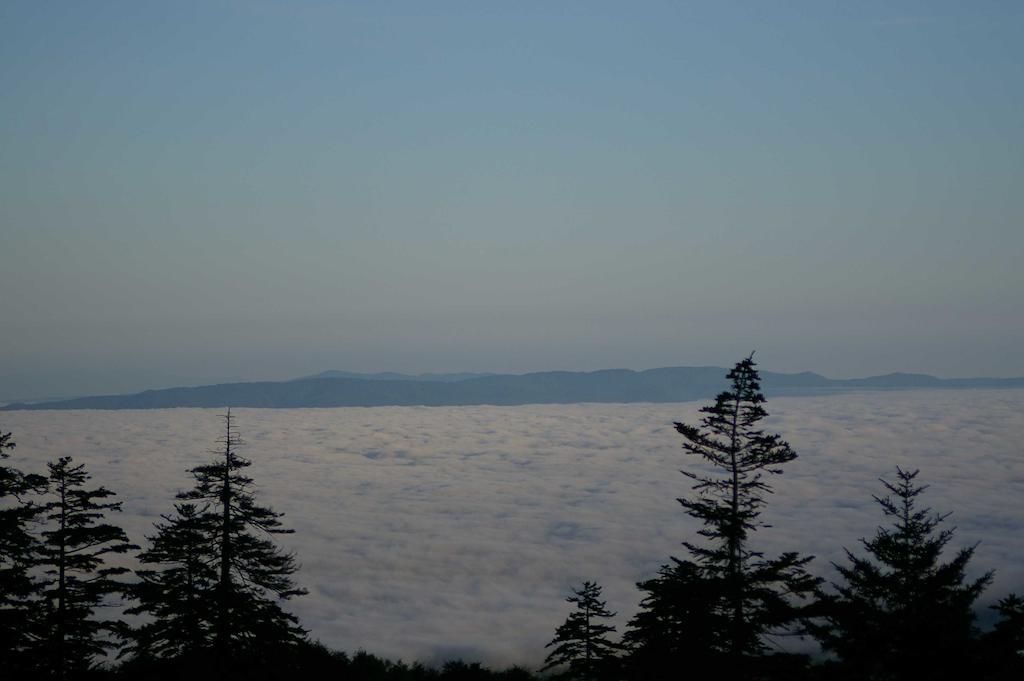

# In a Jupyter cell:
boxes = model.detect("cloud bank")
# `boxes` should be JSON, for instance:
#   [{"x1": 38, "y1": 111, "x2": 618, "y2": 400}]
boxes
[{"x1": 4, "y1": 390, "x2": 1023, "y2": 666}]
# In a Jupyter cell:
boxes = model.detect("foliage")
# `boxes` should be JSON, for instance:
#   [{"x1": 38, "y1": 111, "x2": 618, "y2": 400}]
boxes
[
  {"x1": 623, "y1": 559, "x2": 727, "y2": 678},
  {"x1": 109, "y1": 643, "x2": 541, "y2": 680},
  {"x1": 541, "y1": 581, "x2": 620, "y2": 679},
  {"x1": 981, "y1": 594, "x2": 1024, "y2": 679},
  {"x1": 175, "y1": 410, "x2": 307, "y2": 663},
  {"x1": 34, "y1": 456, "x2": 137, "y2": 679},
  {"x1": 626, "y1": 355, "x2": 818, "y2": 673},
  {"x1": 0, "y1": 428, "x2": 47, "y2": 674},
  {"x1": 809, "y1": 467, "x2": 993, "y2": 681},
  {"x1": 125, "y1": 502, "x2": 219, "y2": 660}
]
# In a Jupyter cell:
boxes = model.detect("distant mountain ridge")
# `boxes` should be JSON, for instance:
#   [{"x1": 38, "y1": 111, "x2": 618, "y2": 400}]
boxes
[
  {"x1": 293, "y1": 370, "x2": 497, "y2": 383},
  {"x1": 3, "y1": 367, "x2": 1022, "y2": 411}
]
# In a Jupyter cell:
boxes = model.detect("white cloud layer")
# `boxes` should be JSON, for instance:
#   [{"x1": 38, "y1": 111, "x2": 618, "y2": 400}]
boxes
[{"x1": 4, "y1": 390, "x2": 1023, "y2": 667}]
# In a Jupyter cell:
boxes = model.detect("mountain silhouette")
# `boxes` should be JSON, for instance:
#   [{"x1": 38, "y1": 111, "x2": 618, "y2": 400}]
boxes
[{"x1": 3, "y1": 367, "x2": 1022, "y2": 411}]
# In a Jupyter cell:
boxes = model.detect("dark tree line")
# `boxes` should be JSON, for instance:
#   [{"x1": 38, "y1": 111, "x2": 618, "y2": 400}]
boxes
[
  {"x1": 2, "y1": 414, "x2": 538, "y2": 681},
  {"x1": 542, "y1": 356, "x2": 1024, "y2": 681},
  {"x1": 3, "y1": 356, "x2": 1023, "y2": 680},
  {"x1": 0, "y1": 413, "x2": 306, "y2": 680},
  {"x1": 1, "y1": 426, "x2": 46, "y2": 675}
]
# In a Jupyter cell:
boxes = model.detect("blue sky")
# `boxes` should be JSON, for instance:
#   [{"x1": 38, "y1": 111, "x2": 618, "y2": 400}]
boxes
[{"x1": 2, "y1": 1, "x2": 1022, "y2": 398}]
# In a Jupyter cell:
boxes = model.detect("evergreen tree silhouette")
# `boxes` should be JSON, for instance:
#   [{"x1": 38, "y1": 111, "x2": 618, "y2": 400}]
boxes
[
  {"x1": 541, "y1": 581, "x2": 620, "y2": 680},
  {"x1": 623, "y1": 560, "x2": 727, "y2": 678},
  {"x1": 124, "y1": 502, "x2": 218, "y2": 662},
  {"x1": 34, "y1": 456, "x2": 137, "y2": 679},
  {"x1": 176, "y1": 410, "x2": 307, "y2": 669},
  {"x1": 981, "y1": 594, "x2": 1024, "y2": 680},
  {"x1": 809, "y1": 467, "x2": 992, "y2": 681},
  {"x1": 629, "y1": 355, "x2": 818, "y2": 675},
  {"x1": 0, "y1": 428, "x2": 47, "y2": 675}
]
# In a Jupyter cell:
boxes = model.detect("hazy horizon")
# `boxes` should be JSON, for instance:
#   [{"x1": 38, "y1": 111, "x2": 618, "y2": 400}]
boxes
[
  {"x1": 3, "y1": 1, "x2": 1022, "y2": 401},
  {"x1": 5, "y1": 359, "x2": 1024, "y2": 404}
]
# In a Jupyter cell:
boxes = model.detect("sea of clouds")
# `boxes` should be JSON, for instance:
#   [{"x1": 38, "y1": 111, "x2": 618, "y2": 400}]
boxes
[{"x1": 3, "y1": 390, "x2": 1023, "y2": 667}]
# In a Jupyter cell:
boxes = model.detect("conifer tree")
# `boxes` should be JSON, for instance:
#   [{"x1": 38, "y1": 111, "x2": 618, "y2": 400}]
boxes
[
  {"x1": 0, "y1": 428, "x2": 46, "y2": 675},
  {"x1": 623, "y1": 560, "x2": 726, "y2": 678},
  {"x1": 176, "y1": 410, "x2": 306, "y2": 666},
  {"x1": 629, "y1": 355, "x2": 818, "y2": 674},
  {"x1": 125, "y1": 502, "x2": 218, "y2": 661},
  {"x1": 34, "y1": 456, "x2": 137, "y2": 679},
  {"x1": 982, "y1": 594, "x2": 1024, "y2": 680},
  {"x1": 809, "y1": 467, "x2": 992, "y2": 681},
  {"x1": 541, "y1": 581, "x2": 620, "y2": 680}
]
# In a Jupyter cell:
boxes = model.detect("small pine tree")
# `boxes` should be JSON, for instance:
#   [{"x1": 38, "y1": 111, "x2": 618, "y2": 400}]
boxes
[
  {"x1": 541, "y1": 581, "x2": 620, "y2": 680},
  {"x1": 176, "y1": 410, "x2": 307, "y2": 666},
  {"x1": 623, "y1": 560, "x2": 726, "y2": 678},
  {"x1": 660, "y1": 354, "x2": 818, "y2": 670},
  {"x1": 34, "y1": 456, "x2": 137, "y2": 679},
  {"x1": 809, "y1": 467, "x2": 993, "y2": 681},
  {"x1": 125, "y1": 502, "x2": 219, "y2": 661},
  {"x1": 0, "y1": 428, "x2": 47, "y2": 675},
  {"x1": 982, "y1": 594, "x2": 1024, "y2": 680}
]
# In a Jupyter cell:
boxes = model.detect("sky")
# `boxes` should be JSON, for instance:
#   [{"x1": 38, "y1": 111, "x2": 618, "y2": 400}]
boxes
[
  {"x1": 2, "y1": 1, "x2": 1023, "y2": 399},
  {"x1": 4, "y1": 391, "x2": 1023, "y2": 665}
]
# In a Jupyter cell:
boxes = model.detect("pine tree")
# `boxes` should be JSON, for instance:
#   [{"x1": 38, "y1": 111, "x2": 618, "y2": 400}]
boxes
[
  {"x1": 541, "y1": 581, "x2": 620, "y2": 680},
  {"x1": 124, "y1": 502, "x2": 218, "y2": 662},
  {"x1": 0, "y1": 428, "x2": 47, "y2": 675},
  {"x1": 176, "y1": 410, "x2": 307, "y2": 667},
  {"x1": 623, "y1": 560, "x2": 726, "y2": 679},
  {"x1": 629, "y1": 355, "x2": 818, "y2": 674},
  {"x1": 982, "y1": 594, "x2": 1024, "y2": 680},
  {"x1": 34, "y1": 456, "x2": 137, "y2": 679},
  {"x1": 809, "y1": 467, "x2": 993, "y2": 681}
]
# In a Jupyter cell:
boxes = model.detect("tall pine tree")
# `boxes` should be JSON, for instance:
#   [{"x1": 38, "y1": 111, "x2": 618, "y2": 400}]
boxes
[
  {"x1": 0, "y1": 428, "x2": 46, "y2": 675},
  {"x1": 176, "y1": 410, "x2": 307, "y2": 668},
  {"x1": 629, "y1": 355, "x2": 818, "y2": 675},
  {"x1": 542, "y1": 581, "x2": 620, "y2": 680},
  {"x1": 34, "y1": 456, "x2": 137, "y2": 679},
  {"x1": 809, "y1": 467, "x2": 993, "y2": 681}
]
